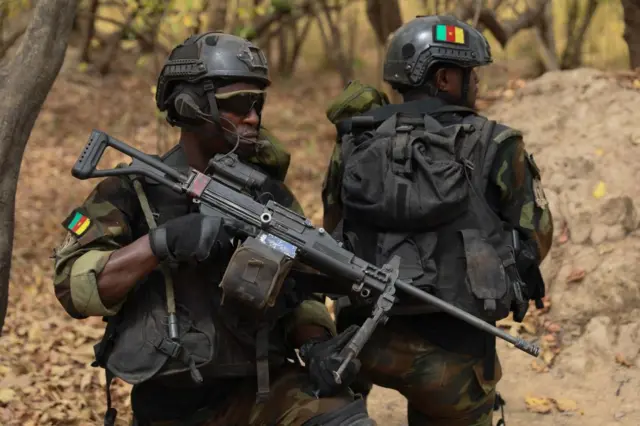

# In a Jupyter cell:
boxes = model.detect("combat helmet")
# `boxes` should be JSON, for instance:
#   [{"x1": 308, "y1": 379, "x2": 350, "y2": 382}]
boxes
[
  {"x1": 383, "y1": 15, "x2": 492, "y2": 94},
  {"x1": 155, "y1": 32, "x2": 270, "y2": 127}
]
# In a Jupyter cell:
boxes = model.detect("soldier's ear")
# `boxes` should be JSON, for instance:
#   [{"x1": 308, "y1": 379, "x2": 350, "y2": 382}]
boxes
[{"x1": 434, "y1": 68, "x2": 449, "y2": 91}]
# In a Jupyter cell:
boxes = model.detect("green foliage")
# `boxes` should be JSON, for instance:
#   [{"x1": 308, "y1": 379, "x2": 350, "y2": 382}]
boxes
[
  {"x1": 4, "y1": 0, "x2": 33, "y2": 18},
  {"x1": 235, "y1": 25, "x2": 258, "y2": 40},
  {"x1": 271, "y1": 0, "x2": 293, "y2": 14}
]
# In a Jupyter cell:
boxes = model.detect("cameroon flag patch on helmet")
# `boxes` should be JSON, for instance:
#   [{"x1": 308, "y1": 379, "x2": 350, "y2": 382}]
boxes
[
  {"x1": 434, "y1": 25, "x2": 465, "y2": 45},
  {"x1": 62, "y1": 208, "x2": 93, "y2": 237}
]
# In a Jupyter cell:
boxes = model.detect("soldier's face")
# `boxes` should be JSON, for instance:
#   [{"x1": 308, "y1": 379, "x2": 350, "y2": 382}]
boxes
[
  {"x1": 193, "y1": 81, "x2": 266, "y2": 158},
  {"x1": 216, "y1": 82, "x2": 263, "y2": 134}
]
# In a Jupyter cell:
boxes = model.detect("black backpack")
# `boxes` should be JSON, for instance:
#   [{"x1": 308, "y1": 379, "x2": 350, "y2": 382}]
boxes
[{"x1": 336, "y1": 108, "x2": 528, "y2": 322}]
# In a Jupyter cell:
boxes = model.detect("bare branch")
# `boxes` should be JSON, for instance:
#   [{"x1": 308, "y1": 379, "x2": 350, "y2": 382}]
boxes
[
  {"x1": 207, "y1": 0, "x2": 228, "y2": 32},
  {"x1": 79, "y1": 0, "x2": 99, "y2": 62},
  {"x1": 622, "y1": 0, "x2": 640, "y2": 69},
  {"x1": 472, "y1": 0, "x2": 482, "y2": 27},
  {"x1": 534, "y1": 1, "x2": 559, "y2": 71},
  {"x1": 455, "y1": 0, "x2": 551, "y2": 48},
  {"x1": 560, "y1": 0, "x2": 599, "y2": 69},
  {"x1": 96, "y1": 0, "x2": 142, "y2": 75},
  {"x1": 366, "y1": 0, "x2": 403, "y2": 46}
]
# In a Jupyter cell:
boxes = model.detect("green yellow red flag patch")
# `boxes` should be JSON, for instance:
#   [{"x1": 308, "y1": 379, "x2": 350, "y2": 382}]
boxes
[
  {"x1": 63, "y1": 209, "x2": 92, "y2": 237},
  {"x1": 434, "y1": 24, "x2": 465, "y2": 45}
]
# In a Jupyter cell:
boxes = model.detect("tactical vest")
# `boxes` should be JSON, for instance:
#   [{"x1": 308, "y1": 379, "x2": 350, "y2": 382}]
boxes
[
  {"x1": 92, "y1": 146, "x2": 303, "y2": 425},
  {"x1": 336, "y1": 107, "x2": 528, "y2": 322}
]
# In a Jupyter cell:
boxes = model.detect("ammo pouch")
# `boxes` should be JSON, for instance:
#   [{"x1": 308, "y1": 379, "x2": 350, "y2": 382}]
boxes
[
  {"x1": 340, "y1": 113, "x2": 473, "y2": 232},
  {"x1": 219, "y1": 236, "x2": 294, "y2": 312}
]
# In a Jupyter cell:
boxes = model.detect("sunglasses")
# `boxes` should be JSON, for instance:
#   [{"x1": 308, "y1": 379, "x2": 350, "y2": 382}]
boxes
[{"x1": 214, "y1": 90, "x2": 266, "y2": 117}]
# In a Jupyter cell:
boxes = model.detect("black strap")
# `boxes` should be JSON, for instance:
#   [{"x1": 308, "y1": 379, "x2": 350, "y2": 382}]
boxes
[
  {"x1": 483, "y1": 332, "x2": 496, "y2": 381},
  {"x1": 152, "y1": 336, "x2": 204, "y2": 384},
  {"x1": 92, "y1": 315, "x2": 121, "y2": 368},
  {"x1": 391, "y1": 126, "x2": 413, "y2": 176},
  {"x1": 103, "y1": 370, "x2": 118, "y2": 426},
  {"x1": 255, "y1": 322, "x2": 271, "y2": 403},
  {"x1": 494, "y1": 392, "x2": 506, "y2": 426}
]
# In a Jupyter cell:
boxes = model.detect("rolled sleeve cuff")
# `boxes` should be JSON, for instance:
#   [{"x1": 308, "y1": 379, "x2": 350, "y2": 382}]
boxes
[
  {"x1": 70, "y1": 250, "x2": 123, "y2": 317},
  {"x1": 289, "y1": 300, "x2": 337, "y2": 337}
]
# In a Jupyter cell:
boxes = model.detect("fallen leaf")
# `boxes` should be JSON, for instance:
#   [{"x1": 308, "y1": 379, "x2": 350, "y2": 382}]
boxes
[
  {"x1": 546, "y1": 323, "x2": 561, "y2": 333},
  {"x1": 525, "y1": 396, "x2": 553, "y2": 414},
  {"x1": 615, "y1": 353, "x2": 633, "y2": 367},
  {"x1": 79, "y1": 372, "x2": 93, "y2": 391},
  {"x1": 598, "y1": 243, "x2": 615, "y2": 255},
  {"x1": 593, "y1": 181, "x2": 606, "y2": 199},
  {"x1": 557, "y1": 223, "x2": 570, "y2": 244},
  {"x1": 552, "y1": 398, "x2": 579, "y2": 412},
  {"x1": 566, "y1": 268, "x2": 586, "y2": 283},
  {"x1": 0, "y1": 388, "x2": 16, "y2": 404},
  {"x1": 0, "y1": 374, "x2": 32, "y2": 389},
  {"x1": 542, "y1": 350, "x2": 557, "y2": 366},
  {"x1": 531, "y1": 359, "x2": 549, "y2": 373}
]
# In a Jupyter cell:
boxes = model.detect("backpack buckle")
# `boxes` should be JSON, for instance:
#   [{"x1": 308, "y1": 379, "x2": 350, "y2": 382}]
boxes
[{"x1": 396, "y1": 125, "x2": 413, "y2": 133}]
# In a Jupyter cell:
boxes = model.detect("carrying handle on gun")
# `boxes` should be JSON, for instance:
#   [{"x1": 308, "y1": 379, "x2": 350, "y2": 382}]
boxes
[{"x1": 72, "y1": 130, "x2": 187, "y2": 190}]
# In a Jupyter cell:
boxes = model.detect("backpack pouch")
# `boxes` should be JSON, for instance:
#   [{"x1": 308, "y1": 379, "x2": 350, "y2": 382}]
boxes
[
  {"x1": 341, "y1": 116, "x2": 471, "y2": 231},
  {"x1": 459, "y1": 228, "x2": 512, "y2": 321}
]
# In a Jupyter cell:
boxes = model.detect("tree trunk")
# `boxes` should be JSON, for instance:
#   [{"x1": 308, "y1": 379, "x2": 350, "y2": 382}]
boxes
[
  {"x1": 365, "y1": 0, "x2": 402, "y2": 46},
  {"x1": 560, "y1": 0, "x2": 599, "y2": 69},
  {"x1": 534, "y1": 1, "x2": 559, "y2": 72},
  {"x1": 79, "y1": 0, "x2": 99, "y2": 62},
  {"x1": 207, "y1": 0, "x2": 228, "y2": 32},
  {"x1": 0, "y1": 0, "x2": 79, "y2": 336},
  {"x1": 622, "y1": 0, "x2": 640, "y2": 69}
]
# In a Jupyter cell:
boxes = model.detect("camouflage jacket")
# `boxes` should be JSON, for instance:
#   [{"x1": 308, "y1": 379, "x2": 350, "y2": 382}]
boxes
[
  {"x1": 321, "y1": 97, "x2": 553, "y2": 264},
  {"x1": 52, "y1": 133, "x2": 336, "y2": 338}
]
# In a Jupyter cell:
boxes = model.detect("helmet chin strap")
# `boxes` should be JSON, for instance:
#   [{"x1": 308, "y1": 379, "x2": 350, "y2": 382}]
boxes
[{"x1": 460, "y1": 68, "x2": 472, "y2": 108}]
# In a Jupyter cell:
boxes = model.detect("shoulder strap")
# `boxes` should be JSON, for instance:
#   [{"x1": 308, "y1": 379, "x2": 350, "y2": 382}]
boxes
[{"x1": 130, "y1": 177, "x2": 179, "y2": 339}]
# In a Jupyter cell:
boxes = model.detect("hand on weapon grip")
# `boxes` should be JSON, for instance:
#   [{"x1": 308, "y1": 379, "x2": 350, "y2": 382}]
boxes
[
  {"x1": 300, "y1": 325, "x2": 362, "y2": 398},
  {"x1": 149, "y1": 213, "x2": 233, "y2": 263}
]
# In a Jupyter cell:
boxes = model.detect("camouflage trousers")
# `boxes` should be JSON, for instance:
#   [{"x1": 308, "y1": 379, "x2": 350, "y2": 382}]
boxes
[
  {"x1": 342, "y1": 319, "x2": 502, "y2": 426},
  {"x1": 131, "y1": 364, "x2": 370, "y2": 426}
]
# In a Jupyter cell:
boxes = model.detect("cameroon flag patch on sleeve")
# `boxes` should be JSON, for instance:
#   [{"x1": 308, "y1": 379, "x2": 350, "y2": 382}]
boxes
[{"x1": 62, "y1": 208, "x2": 93, "y2": 237}]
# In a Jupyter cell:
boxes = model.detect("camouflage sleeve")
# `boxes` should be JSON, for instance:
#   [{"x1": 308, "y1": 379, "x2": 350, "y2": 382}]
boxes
[
  {"x1": 321, "y1": 144, "x2": 344, "y2": 234},
  {"x1": 52, "y1": 176, "x2": 139, "y2": 319},
  {"x1": 489, "y1": 134, "x2": 554, "y2": 261},
  {"x1": 284, "y1": 300, "x2": 338, "y2": 343}
]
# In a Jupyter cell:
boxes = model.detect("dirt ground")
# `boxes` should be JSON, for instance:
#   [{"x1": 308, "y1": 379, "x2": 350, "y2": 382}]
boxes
[{"x1": 0, "y1": 49, "x2": 639, "y2": 425}]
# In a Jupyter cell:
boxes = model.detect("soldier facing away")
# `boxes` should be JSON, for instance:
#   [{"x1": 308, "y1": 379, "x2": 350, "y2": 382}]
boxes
[
  {"x1": 52, "y1": 33, "x2": 373, "y2": 426},
  {"x1": 321, "y1": 15, "x2": 553, "y2": 426}
]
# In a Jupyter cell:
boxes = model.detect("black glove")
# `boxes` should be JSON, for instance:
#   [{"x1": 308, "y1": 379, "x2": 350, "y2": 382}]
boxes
[
  {"x1": 299, "y1": 325, "x2": 361, "y2": 397},
  {"x1": 149, "y1": 213, "x2": 234, "y2": 263}
]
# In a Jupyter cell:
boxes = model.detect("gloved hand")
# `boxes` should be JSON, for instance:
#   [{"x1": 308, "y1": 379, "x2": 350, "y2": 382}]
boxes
[
  {"x1": 149, "y1": 213, "x2": 237, "y2": 263},
  {"x1": 299, "y1": 325, "x2": 361, "y2": 397}
]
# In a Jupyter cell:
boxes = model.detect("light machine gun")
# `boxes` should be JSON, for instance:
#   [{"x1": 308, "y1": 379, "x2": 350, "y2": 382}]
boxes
[{"x1": 71, "y1": 130, "x2": 541, "y2": 384}]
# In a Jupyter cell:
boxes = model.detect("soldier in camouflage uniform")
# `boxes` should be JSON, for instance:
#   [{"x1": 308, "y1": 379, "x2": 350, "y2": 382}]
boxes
[
  {"x1": 321, "y1": 16, "x2": 553, "y2": 426},
  {"x1": 52, "y1": 33, "x2": 373, "y2": 426}
]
